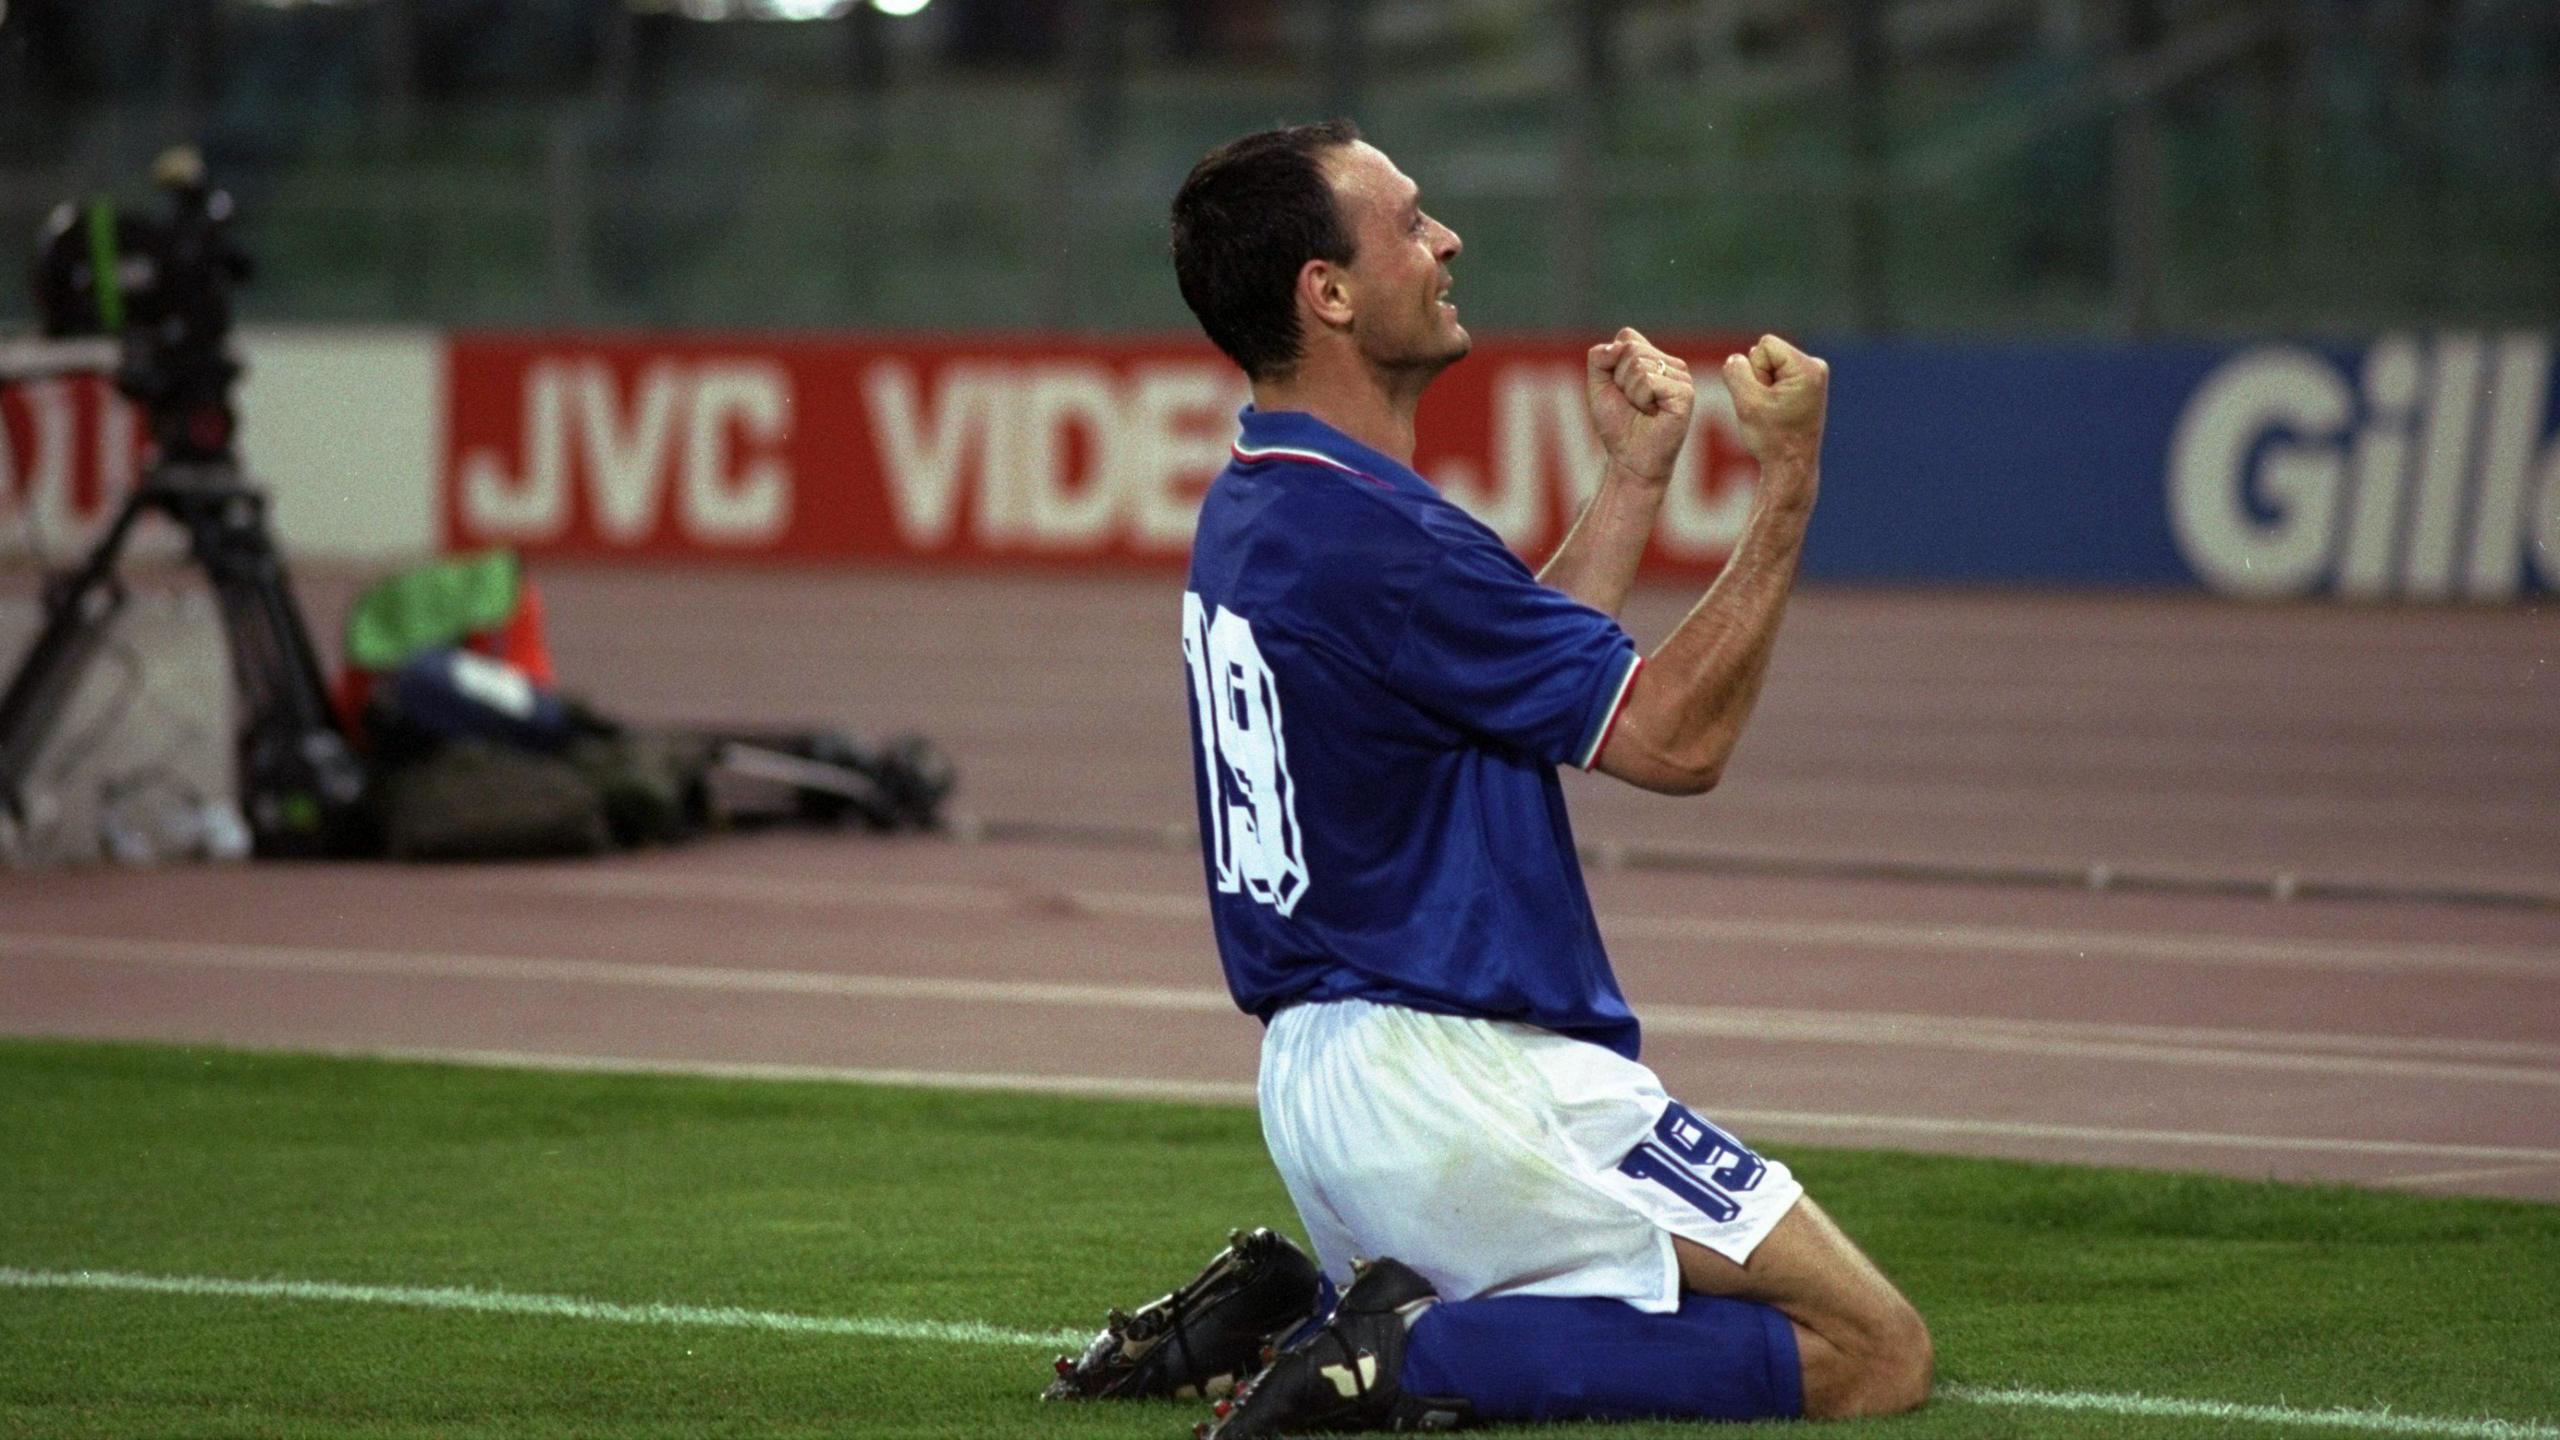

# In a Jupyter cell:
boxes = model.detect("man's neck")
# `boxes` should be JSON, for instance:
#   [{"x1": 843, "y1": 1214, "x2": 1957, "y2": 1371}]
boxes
[{"x1": 1250, "y1": 358, "x2": 1429, "y2": 468}]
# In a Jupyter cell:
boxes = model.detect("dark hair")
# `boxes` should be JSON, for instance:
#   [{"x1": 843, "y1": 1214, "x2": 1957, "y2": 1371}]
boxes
[{"x1": 1170, "y1": 120, "x2": 1362, "y2": 381}]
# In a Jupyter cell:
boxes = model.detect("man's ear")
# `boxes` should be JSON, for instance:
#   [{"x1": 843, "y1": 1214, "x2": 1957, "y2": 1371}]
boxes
[{"x1": 1297, "y1": 257, "x2": 1354, "y2": 333}]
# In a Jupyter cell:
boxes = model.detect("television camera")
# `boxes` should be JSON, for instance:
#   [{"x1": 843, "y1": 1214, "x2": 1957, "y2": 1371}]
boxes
[{"x1": 0, "y1": 148, "x2": 367, "y2": 858}]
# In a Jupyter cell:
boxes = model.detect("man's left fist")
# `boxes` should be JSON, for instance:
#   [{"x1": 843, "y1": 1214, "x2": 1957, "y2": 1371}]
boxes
[{"x1": 1583, "y1": 326, "x2": 1695, "y2": 485}]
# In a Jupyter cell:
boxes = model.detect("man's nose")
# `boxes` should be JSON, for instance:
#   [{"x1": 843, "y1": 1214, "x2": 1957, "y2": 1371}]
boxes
[{"x1": 1433, "y1": 217, "x2": 1462, "y2": 261}]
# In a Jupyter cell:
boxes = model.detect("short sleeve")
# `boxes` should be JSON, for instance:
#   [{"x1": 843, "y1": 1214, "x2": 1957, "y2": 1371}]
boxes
[{"x1": 1383, "y1": 538, "x2": 1642, "y2": 770}]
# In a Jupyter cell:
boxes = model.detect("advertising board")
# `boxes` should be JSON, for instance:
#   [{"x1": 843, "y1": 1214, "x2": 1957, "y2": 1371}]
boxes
[
  {"x1": 7, "y1": 329, "x2": 2553, "y2": 599},
  {"x1": 1815, "y1": 336, "x2": 2559, "y2": 599},
  {"x1": 440, "y1": 333, "x2": 1760, "y2": 580}
]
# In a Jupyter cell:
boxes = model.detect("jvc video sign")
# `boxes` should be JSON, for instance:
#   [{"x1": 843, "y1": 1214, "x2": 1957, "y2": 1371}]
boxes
[
  {"x1": 433, "y1": 331, "x2": 2556, "y2": 598},
  {"x1": 437, "y1": 333, "x2": 1765, "y2": 580}
]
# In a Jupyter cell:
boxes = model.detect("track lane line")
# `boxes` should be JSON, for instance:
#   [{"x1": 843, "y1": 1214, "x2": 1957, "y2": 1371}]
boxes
[
  {"x1": 9, "y1": 931, "x2": 2555, "y2": 1089},
  {"x1": 241, "y1": 1047, "x2": 2560, "y2": 1169},
  {"x1": 461, "y1": 868, "x2": 2560, "y2": 978},
  {"x1": 2374, "y1": 1162, "x2": 2560, "y2": 1191},
  {"x1": 1, "y1": 1266, "x2": 2548, "y2": 1438},
  {"x1": 357, "y1": 1048, "x2": 1265, "y2": 1106},
  {"x1": 1707, "y1": 1108, "x2": 2560, "y2": 1164}
]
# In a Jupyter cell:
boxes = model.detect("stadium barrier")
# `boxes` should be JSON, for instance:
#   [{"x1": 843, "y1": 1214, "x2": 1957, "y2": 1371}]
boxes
[{"x1": 7, "y1": 330, "x2": 2554, "y2": 599}]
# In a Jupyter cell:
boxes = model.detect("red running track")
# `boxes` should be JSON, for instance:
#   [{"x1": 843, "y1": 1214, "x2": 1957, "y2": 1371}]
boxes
[{"x1": 3, "y1": 570, "x2": 2555, "y2": 1201}]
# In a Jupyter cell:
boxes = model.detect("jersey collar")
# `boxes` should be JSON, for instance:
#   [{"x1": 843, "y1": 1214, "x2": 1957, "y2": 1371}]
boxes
[{"x1": 1231, "y1": 406, "x2": 1428, "y2": 494}]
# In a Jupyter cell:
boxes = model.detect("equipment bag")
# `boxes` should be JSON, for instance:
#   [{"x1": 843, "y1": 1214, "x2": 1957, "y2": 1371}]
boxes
[
  {"x1": 689, "y1": 728, "x2": 955, "y2": 833},
  {"x1": 564, "y1": 731, "x2": 708, "y2": 848},
  {"x1": 371, "y1": 740, "x2": 611, "y2": 861},
  {"x1": 334, "y1": 550, "x2": 555, "y2": 743},
  {"x1": 379, "y1": 647, "x2": 580, "y2": 753}
]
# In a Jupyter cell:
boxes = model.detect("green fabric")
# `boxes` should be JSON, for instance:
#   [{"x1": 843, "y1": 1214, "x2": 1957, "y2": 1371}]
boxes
[
  {"x1": 343, "y1": 551, "x2": 522, "y2": 672},
  {"x1": 85, "y1": 201, "x2": 124, "y2": 331}
]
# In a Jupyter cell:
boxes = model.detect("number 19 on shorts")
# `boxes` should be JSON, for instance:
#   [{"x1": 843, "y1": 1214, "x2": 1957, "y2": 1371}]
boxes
[
  {"x1": 1184, "y1": 592, "x2": 1309, "y2": 916},
  {"x1": 1618, "y1": 1103, "x2": 1769, "y2": 1224}
]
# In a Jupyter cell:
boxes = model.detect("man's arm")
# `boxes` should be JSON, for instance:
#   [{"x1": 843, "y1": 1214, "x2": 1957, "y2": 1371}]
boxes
[
  {"x1": 1593, "y1": 334, "x2": 1826, "y2": 796},
  {"x1": 1537, "y1": 328, "x2": 1694, "y2": 617}
]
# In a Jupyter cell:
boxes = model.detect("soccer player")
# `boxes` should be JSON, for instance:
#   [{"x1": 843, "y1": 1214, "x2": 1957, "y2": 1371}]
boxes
[{"x1": 1047, "y1": 120, "x2": 1930, "y2": 1433}]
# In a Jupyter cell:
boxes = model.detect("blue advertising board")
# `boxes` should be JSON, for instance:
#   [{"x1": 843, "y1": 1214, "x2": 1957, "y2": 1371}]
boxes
[{"x1": 1799, "y1": 334, "x2": 2558, "y2": 599}]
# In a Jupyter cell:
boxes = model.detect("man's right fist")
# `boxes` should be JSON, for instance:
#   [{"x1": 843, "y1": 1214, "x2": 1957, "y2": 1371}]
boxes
[{"x1": 1722, "y1": 334, "x2": 1829, "y2": 477}]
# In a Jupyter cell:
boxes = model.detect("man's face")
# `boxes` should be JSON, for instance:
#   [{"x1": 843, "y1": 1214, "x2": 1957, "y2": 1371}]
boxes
[{"x1": 1321, "y1": 142, "x2": 1468, "y2": 376}]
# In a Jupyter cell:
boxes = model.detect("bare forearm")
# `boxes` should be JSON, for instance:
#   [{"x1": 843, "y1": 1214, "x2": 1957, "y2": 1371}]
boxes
[
  {"x1": 1657, "y1": 479, "x2": 1813, "y2": 762},
  {"x1": 1590, "y1": 332, "x2": 1828, "y2": 794},
  {"x1": 1537, "y1": 461, "x2": 1668, "y2": 617},
  {"x1": 1597, "y1": 455, "x2": 1816, "y2": 793}
]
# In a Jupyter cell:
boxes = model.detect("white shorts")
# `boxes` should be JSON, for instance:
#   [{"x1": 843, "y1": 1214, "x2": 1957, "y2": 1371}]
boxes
[{"x1": 1258, "y1": 999, "x2": 1802, "y2": 1315}]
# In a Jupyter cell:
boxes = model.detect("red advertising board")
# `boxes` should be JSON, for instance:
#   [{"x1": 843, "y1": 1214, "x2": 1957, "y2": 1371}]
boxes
[
  {"x1": 1, "y1": 376, "x2": 148, "y2": 553},
  {"x1": 442, "y1": 333, "x2": 1760, "y2": 578}
]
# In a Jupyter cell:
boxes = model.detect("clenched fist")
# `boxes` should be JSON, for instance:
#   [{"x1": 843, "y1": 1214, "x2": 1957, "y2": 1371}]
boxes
[
  {"x1": 1722, "y1": 334, "x2": 1826, "y2": 511},
  {"x1": 1584, "y1": 327, "x2": 1694, "y2": 485}
]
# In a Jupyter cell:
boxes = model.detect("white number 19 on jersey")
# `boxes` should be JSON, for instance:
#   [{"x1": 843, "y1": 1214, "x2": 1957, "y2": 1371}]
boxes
[{"x1": 1183, "y1": 592, "x2": 1310, "y2": 916}]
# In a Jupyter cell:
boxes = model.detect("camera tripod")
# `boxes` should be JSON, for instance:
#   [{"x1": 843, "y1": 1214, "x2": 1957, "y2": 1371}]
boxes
[{"x1": 0, "y1": 339, "x2": 366, "y2": 858}]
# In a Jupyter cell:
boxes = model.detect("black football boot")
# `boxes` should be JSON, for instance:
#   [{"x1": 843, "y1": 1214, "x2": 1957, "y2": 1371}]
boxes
[
  {"x1": 1043, "y1": 1227, "x2": 1325, "y2": 1402},
  {"x1": 1196, "y1": 1257, "x2": 1472, "y2": 1437}
]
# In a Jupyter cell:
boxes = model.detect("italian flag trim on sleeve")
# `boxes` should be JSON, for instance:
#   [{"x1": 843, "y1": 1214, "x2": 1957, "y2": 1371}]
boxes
[{"x1": 1577, "y1": 653, "x2": 1643, "y2": 772}]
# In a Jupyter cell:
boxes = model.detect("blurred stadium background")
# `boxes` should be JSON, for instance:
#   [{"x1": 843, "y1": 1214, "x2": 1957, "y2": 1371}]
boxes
[{"x1": 0, "y1": 0, "x2": 2554, "y2": 335}]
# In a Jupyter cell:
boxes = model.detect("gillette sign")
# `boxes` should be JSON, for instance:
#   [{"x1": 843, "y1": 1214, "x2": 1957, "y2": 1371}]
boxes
[
  {"x1": 1800, "y1": 334, "x2": 2556, "y2": 597},
  {"x1": 2169, "y1": 335, "x2": 2557, "y2": 599}
]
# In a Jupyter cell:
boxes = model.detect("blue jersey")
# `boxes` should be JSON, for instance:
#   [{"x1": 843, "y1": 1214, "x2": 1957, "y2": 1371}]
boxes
[{"x1": 1183, "y1": 406, "x2": 1647, "y2": 1059}]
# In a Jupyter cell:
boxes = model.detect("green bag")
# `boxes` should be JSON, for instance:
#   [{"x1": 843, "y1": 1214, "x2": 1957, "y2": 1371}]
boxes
[{"x1": 344, "y1": 551, "x2": 524, "y2": 674}]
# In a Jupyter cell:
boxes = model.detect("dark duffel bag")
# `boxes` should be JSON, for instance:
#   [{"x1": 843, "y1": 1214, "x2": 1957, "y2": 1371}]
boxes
[{"x1": 374, "y1": 740, "x2": 613, "y2": 860}]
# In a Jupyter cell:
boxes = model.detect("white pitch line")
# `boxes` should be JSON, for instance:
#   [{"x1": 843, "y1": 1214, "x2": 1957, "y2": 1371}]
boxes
[
  {"x1": 0, "y1": 1266, "x2": 2547, "y2": 1439},
  {"x1": 1939, "y1": 1383, "x2": 2559, "y2": 1439},
  {"x1": 474, "y1": 867, "x2": 2560, "y2": 979},
  {"x1": 9, "y1": 930, "x2": 2555, "y2": 1090},
  {"x1": 0, "y1": 1266, "x2": 1087, "y2": 1349}
]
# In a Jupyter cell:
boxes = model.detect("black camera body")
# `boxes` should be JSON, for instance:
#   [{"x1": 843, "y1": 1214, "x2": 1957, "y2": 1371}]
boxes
[
  {"x1": 31, "y1": 149, "x2": 251, "y2": 464},
  {"x1": 2, "y1": 150, "x2": 369, "y2": 859}
]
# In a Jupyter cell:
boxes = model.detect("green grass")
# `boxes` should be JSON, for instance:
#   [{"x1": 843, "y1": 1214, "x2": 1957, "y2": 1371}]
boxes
[{"x1": 2, "y1": 1037, "x2": 2555, "y2": 1438}]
